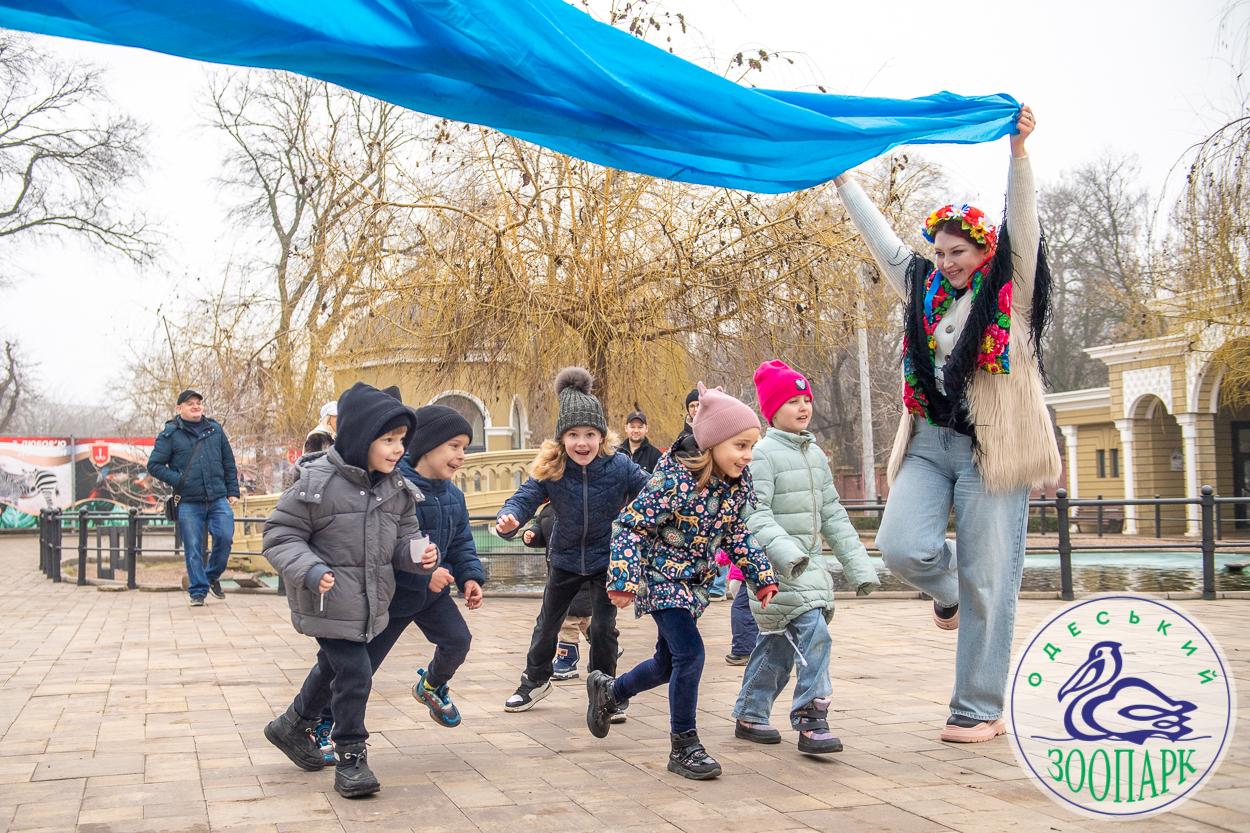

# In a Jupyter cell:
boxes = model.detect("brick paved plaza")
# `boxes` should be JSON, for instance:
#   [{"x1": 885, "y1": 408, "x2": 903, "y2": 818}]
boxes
[{"x1": 0, "y1": 535, "x2": 1247, "y2": 833}]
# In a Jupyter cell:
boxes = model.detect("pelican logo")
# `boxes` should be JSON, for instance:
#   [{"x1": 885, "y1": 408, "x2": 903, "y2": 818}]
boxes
[{"x1": 1009, "y1": 596, "x2": 1235, "y2": 819}]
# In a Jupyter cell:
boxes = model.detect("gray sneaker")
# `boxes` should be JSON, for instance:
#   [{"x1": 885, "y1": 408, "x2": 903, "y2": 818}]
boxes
[{"x1": 188, "y1": 596, "x2": 206, "y2": 607}]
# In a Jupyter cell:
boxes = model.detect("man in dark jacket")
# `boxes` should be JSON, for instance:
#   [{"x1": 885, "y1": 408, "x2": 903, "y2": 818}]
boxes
[
  {"x1": 622, "y1": 410, "x2": 661, "y2": 473},
  {"x1": 147, "y1": 389, "x2": 240, "y2": 606}
]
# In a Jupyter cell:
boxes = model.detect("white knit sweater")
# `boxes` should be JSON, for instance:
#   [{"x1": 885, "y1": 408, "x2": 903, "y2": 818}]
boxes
[{"x1": 836, "y1": 155, "x2": 1061, "y2": 493}]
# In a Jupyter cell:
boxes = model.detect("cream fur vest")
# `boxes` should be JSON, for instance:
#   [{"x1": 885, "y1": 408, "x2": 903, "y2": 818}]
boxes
[{"x1": 887, "y1": 314, "x2": 1061, "y2": 494}]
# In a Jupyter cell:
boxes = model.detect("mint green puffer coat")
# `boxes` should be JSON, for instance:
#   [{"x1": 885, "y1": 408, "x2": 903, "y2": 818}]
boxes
[{"x1": 744, "y1": 428, "x2": 879, "y2": 632}]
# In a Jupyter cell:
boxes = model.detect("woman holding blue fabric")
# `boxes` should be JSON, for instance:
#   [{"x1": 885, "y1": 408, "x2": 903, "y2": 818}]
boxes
[{"x1": 834, "y1": 106, "x2": 1060, "y2": 743}]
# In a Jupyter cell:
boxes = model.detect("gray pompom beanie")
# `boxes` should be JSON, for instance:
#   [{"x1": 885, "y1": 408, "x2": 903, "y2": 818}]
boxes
[{"x1": 554, "y1": 367, "x2": 608, "y2": 437}]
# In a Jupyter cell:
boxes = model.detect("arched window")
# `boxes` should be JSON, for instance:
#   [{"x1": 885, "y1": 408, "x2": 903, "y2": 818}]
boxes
[{"x1": 433, "y1": 394, "x2": 487, "y2": 453}]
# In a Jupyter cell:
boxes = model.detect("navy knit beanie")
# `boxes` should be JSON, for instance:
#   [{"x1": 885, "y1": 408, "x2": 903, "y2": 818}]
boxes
[{"x1": 407, "y1": 404, "x2": 474, "y2": 465}]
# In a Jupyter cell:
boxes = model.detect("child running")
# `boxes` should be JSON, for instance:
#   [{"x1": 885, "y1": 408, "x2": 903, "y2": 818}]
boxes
[
  {"x1": 262, "y1": 382, "x2": 425, "y2": 798},
  {"x1": 731, "y1": 361, "x2": 879, "y2": 754},
  {"x1": 586, "y1": 383, "x2": 778, "y2": 780},
  {"x1": 497, "y1": 367, "x2": 650, "y2": 712},
  {"x1": 309, "y1": 402, "x2": 486, "y2": 761}
]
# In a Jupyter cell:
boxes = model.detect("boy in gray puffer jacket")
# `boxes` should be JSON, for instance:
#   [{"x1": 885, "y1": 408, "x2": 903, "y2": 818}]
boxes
[
  {"x1": 732, "y1": 361, "x2": 880, "y2": 755},
  {"x1": 262, "y1": 382, "x2": 427, "y2": 798}
]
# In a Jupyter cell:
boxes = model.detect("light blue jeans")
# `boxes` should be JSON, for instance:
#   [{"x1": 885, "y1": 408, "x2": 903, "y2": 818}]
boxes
[
  {"x1": 710, "y1": 563, "x2": 728, "y2": 597},
  {"x1": 732, "y1": 607, "x2": 832, "y2": 728},
  {"x1": 178, "y1": 497, "x2": 234, "y2": 599},
  {"x1": 875, "y1": 421, "x2": 1029, "y2": 722}
]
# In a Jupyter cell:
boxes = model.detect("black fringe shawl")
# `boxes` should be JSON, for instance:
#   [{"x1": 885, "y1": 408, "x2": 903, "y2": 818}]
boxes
[{"x1": 901, "y1": 223, "x2": 1053, "y2": 439}]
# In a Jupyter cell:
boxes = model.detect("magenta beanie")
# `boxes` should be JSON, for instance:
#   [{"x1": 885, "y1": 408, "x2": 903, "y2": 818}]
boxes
[
  {"x1": 753, "y1": 360, "x2": 812, "y2": 423},
  {"x1": 692, "y1": 382, "x2": 761, "y2": 450}
]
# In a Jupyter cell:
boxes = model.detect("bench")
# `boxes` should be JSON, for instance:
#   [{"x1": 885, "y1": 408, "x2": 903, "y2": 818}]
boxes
[{"x1": 1072, "y1": 504, "x2": 1125, "y2": 534}]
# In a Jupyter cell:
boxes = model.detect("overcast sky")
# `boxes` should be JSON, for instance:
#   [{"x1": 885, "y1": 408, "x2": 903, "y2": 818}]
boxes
[{"x1": 0, "y1": 0, "x2": 1241, "y2": 410}]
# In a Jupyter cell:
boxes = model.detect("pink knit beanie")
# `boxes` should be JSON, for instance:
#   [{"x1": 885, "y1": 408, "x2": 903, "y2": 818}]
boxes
[
  {"x1": 692, "y1": 382, "x2": 761, "y2": 450},
  {"x1": 753, "y1": 360, "x2": 812, "y2": 423}
]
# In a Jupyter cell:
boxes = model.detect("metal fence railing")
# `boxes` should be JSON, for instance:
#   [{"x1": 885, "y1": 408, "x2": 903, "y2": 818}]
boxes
[{"x1": 36, "y1": 486, "x2": 1250, "y2": 600}]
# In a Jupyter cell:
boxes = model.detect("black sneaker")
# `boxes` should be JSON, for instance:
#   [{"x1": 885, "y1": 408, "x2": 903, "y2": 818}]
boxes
[
  {"x1": 208, "y1": 581, "x2": 226, "y2": 600},
  {"x1": 263, "y1": 708, "x2": 326, "y2": 771},
  {"x1": 334, "y1": 744, "x2": 380, "y2": 797},
  {"x1": 668, "y1": 730, "x2": 722, "y2": 780},
  {"x1": 503, "y1": 675, "x2": 551, "y2": 712},
  {"x1": 725, "y1": 653, "x2": 750, "y2": 666},
  {"x1": 585, "y1": 671, "x2": 617, "y2": 738}
]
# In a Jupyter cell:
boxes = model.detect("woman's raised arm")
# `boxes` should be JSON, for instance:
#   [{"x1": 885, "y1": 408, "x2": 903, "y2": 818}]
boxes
[{"x1": 834, "y1": 173, "x2": 912, "y2": 301}]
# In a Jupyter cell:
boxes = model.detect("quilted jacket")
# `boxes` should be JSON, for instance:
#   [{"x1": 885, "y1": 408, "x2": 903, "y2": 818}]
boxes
[
  {"x1": 744, "y1": 428, "x2": 879, "y2": 632},
  {"x1": 263, "y1": 449, "x2": 422, "y2": 642},
  {"x1": 498, "y1": 452, "x2": 649, "y2": 576},
  {"x1": 609, "y1": 451, "x2": 776, "y2": 619}
]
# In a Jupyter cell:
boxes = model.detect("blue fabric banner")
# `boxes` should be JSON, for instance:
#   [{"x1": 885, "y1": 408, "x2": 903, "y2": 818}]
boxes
[{"x1": 0, "y1": 0, "x2": 1019, "y2": 192}]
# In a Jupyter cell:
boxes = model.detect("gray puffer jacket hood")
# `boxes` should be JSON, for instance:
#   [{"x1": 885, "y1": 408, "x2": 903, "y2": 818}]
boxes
[{"x1": 263, "y1": 448, "x2": 423, "y2": 641}]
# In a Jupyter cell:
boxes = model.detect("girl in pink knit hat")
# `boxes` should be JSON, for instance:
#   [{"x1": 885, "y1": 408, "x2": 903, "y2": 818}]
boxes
[{"x1": 586, "y1": 383, "x2": 778, "y2": 780}]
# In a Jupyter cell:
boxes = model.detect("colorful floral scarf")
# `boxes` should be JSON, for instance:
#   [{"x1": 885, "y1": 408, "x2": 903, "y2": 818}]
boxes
[{"x1": 902, "y1": 254, "x2": 1012, "y2": 423}]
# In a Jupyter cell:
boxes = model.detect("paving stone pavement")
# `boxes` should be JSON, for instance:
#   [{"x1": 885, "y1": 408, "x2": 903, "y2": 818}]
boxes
[{"x1": 0, "y1": 534, "x2": 1247, "y2": 833}]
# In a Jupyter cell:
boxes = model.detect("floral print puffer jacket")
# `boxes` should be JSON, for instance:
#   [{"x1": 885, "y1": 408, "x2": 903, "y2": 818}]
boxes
[{"x1": 608, "y1": 451, "x2": 776, "y2": 619}]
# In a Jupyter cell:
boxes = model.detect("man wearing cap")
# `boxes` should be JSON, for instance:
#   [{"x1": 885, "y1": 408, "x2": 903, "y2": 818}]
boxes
[
  {"x1": 622, "y1": 410, "x2": 662, "y2": 473},
  {"x1": 148, "y1": 389, "x2": 241, "y2": 606}
]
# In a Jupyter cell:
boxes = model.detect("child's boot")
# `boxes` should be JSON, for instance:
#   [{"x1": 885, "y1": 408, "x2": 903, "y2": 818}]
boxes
[
  {"x1": 412, "y1": 667, "x2": 461, "y2": 728},
  {"x1": 794, "y1": 697, "x2": 843, "y2": 754},
  {"x1": 314, "y1": 717, "x2": 335, "y2": 763},
  {"x1": 551, "y1": 642, "x2": 580, "y2": 680},
  {"x1": 263, "y1": 706, "x2": 326, "y2": 771},
  {"x1": 334, "y1": 744, "x2": 380, "y2": 798},
  {"x1": 668, "y1": 730, "x2": 722, "y2": 780},
  {"x1": 734, "y1": 720, "x2": 781, "y2": 744},
  {"x1": 585, "y1": 670, "x2": 618, "y2": 738}
]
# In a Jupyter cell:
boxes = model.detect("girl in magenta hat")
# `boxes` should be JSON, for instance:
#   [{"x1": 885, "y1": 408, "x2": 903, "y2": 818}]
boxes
[
  {"x1": 585, "y1": 383, "x2": 778, "y2": 779},
  {"x1": 834, "y1": 106, "x2": 1060, "y2": 743}
]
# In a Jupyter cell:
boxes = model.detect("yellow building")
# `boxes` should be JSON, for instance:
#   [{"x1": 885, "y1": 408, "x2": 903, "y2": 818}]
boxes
[{"x1": 1047, "y1": 319, "x2": 1249, "y2": 536}]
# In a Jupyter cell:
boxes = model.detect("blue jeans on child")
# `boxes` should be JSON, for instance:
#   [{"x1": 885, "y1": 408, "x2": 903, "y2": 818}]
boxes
[
  {"x1": 612, "y1": 607, "x2": 704, "y2": 733},
  {"x1": 874, "y1": 421, "x2": 1029, "y2": 722},
  {"x1": 710, "y1": 564, "x2": 728, "y2": 597},
  {"x1": 177, "y1": 497, "x2": 234, "y2": 599},
  {"x1": 732, "y1": 607, "x2": 831, "y2": 728},
  {"x1": 730, "y1": 582, "x2": 759, "y2": 656}
]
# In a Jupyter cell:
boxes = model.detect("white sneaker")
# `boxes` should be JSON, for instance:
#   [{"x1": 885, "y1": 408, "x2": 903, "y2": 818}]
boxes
[{"x1": 504, "y1": 678, "x2": 552, "y2": 712}]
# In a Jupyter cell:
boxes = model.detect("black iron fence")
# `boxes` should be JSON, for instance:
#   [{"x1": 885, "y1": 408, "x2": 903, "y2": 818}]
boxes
[{"x1": 36, "y1": 487, "x2": 1250, "y2": 600}]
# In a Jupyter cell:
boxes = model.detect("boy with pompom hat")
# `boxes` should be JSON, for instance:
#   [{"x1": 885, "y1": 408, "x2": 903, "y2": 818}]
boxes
[
  {"x1": 495, "y1": 367, "x2": 650, "y2": 713},
  {"x1": 731, "y1": 360, "x2": 879, "y2": 755}
]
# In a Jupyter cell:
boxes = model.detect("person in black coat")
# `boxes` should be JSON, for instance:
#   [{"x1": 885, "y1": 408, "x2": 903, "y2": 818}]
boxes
[{"x1": 622, "y1": 409, "x2": 662, "y2": 473}]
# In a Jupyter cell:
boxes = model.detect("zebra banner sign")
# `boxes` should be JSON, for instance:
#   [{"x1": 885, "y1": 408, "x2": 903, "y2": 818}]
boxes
[
  {"x1": 0, "y1": 437, "x2": 73, "y2": 517},
  {"x1": 1009, "y1": 595, "x2": 1236, "y2": 819}
]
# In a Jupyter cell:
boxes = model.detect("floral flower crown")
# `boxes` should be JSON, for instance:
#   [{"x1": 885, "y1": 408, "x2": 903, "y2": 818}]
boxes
[{"x1": 921, "y1": 203, "x2": 998, "y2": 249}]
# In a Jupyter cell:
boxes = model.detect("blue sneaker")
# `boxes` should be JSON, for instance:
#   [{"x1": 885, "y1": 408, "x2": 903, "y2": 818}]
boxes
[
  {"x1": 552, "y1": 641, "x2": 580, "y2": 680},
  {"x1": 313, "y1": 717, "x2": 335, "y2": 764},
  {"x1": 412, "y1": 667, "x2": 461, "y2": 728}
]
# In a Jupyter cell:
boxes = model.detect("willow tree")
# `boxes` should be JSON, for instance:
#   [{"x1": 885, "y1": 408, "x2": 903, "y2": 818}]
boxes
[
  {"x1": 363, "y1": 129, "x2": 863, "y2": 439},
  {"x1": 1160, "y1": 3, "x2": 1250, "y2": 404}
]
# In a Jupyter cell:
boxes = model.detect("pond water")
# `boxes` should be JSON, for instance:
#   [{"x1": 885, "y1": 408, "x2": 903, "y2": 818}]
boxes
[{"x1": 472, "y1": 550, "x2": 1250, "y2": 594}]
